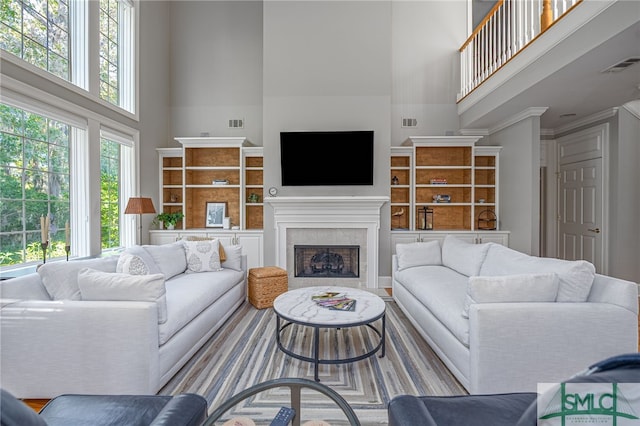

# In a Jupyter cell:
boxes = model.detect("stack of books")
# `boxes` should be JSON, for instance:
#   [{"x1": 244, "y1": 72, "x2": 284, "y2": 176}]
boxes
[
  {"x1": 311, "y1": 292, "x2": 356, "y2": 311},
  {"x1": 430, "y1": 178, "x2": 448, "y2": 185}
]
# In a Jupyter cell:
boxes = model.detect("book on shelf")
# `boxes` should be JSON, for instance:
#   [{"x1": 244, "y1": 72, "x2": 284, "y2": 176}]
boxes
[
  {"x1": 311, "y1": 291, "x2": 356, "y2": 311},
  {"x1": 430, "y1": 178, "x2": 448, "y2": 185}
]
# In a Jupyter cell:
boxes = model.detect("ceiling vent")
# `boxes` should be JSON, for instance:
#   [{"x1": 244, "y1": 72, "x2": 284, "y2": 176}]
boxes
[{"x1": 601, "y1": 57, "x2": 640, "y2": 73}]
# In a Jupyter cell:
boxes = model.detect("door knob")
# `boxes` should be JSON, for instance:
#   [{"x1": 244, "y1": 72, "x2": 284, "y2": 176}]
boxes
[{"x1": 587, "y1": 228, "x2": 600, "y2": 233}]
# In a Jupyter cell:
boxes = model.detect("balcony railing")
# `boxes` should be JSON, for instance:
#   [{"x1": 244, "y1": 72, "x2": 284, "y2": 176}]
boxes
[{"x1": 459, "y1": 0, "x2": 583, "y2": 100}]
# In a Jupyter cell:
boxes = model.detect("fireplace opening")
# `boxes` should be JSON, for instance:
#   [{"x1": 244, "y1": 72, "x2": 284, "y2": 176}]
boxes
[{"x1": 294, "y1": 245, "x2": 360, "y2": 278}]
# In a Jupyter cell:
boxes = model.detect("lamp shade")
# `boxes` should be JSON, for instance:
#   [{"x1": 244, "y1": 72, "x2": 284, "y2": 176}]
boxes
[{"x1": 125, "y1": 197, "x2": 156, "y2": 215}]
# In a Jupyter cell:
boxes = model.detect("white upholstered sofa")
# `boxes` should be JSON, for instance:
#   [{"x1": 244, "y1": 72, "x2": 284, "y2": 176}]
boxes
[
  {"x1": 0, "y1": 240, "x2": 246, "y2": 398},
  {"x1": 392, "y1": 235, "x2": 638, "y2": 394}
]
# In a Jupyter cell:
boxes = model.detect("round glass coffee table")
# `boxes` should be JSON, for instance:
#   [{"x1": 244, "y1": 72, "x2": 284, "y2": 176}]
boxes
[{"x1": 273, "y1": 286, "x2": 386, "y2": 382}]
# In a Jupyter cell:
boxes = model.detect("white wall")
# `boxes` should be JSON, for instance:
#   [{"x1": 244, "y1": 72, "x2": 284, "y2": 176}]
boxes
[
  {"x1": 169, "y1": 1, "x2": 263, "y2": 143},
  {"x1": 486, "y1": 117, "x2": 541, "y2": 254},
  {"x1": 609, "y1": 106, "x2": 640, "y2": 282},
  {"x1": 161, "y1": 0, "x2": 468, "y2": 277},
  {"x1": 262, "y1": 0, "x2": 393, "y2": 269},
  {"x1": 391, "y1": 1, "x2": 466, "y2": 143},
  {"x1": 139, "y1": 1, "x2": 171, "y2": 243}
]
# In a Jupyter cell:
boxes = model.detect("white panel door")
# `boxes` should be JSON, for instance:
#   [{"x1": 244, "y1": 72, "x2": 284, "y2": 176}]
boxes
[{"x1": 558, "y1": 158, "x2": 602, "y2": 270}]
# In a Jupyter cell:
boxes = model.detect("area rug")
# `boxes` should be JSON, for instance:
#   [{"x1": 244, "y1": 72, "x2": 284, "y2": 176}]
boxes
[{"x1": 160, "y1": 301, "x2": 466, "y2": 425}]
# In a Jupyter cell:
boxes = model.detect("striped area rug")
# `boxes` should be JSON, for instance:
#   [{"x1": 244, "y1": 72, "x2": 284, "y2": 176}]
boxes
[{"x1": 160, "y1": 301, "x2": 466, "y2": 425}]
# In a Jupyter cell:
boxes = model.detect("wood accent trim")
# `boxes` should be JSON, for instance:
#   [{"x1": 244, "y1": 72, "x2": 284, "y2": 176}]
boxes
[
  {"x1": 22, "y1": 399, "x2": 49, "y2": 412},
  {"x1": 460, "y1": 0, "x2": 505, "y2": 51}
]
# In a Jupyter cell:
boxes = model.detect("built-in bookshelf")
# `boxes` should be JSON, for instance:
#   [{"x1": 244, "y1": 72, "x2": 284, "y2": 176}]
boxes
[
  {"x1": 390, "y1": 136, "x2": 508, "y2": 251},
  {"x1": 156, "y1": 138, "x2": 263, "y2": 231}
]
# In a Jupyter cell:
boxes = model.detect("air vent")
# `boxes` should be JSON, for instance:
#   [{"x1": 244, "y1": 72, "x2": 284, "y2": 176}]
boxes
[
  {"x1": 228, "y1": 119, "x2": 244, "y2": 129},
  {"x1": 602, "y1": 57, "x2": 640, "y2": 73},
  {"x1": 402, "y1": 118, "x2": 417, "y2": 128}
]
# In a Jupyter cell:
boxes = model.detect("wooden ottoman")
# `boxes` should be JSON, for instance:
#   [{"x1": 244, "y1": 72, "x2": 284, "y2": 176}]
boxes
[{"x1": 248, "y1": 266, "x2": 288, "y2": 309}]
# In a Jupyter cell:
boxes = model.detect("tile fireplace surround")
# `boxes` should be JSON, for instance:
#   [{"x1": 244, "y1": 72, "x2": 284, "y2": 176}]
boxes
[{"x1": 265, "y1": 196, "x2": 389, "y2": 289}]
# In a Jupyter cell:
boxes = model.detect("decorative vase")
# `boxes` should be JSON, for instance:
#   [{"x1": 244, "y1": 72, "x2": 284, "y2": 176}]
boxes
[{"x1": 166, "y1": 223, "x2": 175, "y2": 230}]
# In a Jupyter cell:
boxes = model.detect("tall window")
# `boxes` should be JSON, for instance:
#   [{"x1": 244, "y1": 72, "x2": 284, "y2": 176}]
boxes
[
  {"x1": 99, "y1": 0, "x2": 119, "y2": 105},
  {"x1": 1, "y1": 0, "x2": 136, "y2": 113},
  {"x1": 0, "y1": 103, "x2": 70, "y2": 266},
  {"x1": 100, "y1": 138, "x2": 120, "y2": 250},
  {"x1": 0, "y1": 0, "x2": 71, "y2": 80}
]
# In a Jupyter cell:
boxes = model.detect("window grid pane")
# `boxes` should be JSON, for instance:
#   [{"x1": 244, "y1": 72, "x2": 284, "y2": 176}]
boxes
[
  {"x1": 0, "y1": 103, "x2": 71, "y2": 267},
  {"x1": 98, "y1": 0, "x2": 119, "y2": 107},
  {"x1": 100, "y1": 138, "x2": 120, "y2": 250},
  {"x1": 0, "y1": 0, "x2": 70, "y2": 81}
]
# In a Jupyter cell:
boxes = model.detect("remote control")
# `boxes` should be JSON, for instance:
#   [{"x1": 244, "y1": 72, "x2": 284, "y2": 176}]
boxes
[{"x1": 269, "y1": 406, "x2": 296, "y2": 426}]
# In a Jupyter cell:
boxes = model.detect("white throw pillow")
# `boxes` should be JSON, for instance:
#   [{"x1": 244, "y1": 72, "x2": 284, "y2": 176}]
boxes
[
  {"x1": 220, "y1": 244, "x2": 243, "y2": 272},
  {"x1": 77, "y1": 268, "x2": 168, "y2": 323},
  {"x1": 38, "y1": 256, "x2": 119, "y2": 300},
  {"x1": 181, "y1": 236, "x2": 227, "y2": 262},
  {"x1": 441, "y1": 235, "x2": 491, "y2": 277},
  {"x1": 143, "y1": 241, "x2": 187, "y2": 280},
  {"x1": 183, "y1": 240, "x2": 223, "y2": 273},
  {"x1": 116, "y1": 246, "x2": 162, "y2": 276},
  {"x1": 462, "y1": 273, "x2": 559, "y2": 318},
  {"x1": 396, "y1": 240, "x2": 442, "y2": 271},
  {"x1": 479, "y1": 243, "x2": 596, "y2": 302}
]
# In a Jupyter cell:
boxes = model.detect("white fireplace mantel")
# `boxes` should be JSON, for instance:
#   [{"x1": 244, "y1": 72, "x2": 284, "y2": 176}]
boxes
[{"x1": 265, "y1": 196, "x2": 389, "y2": 288}]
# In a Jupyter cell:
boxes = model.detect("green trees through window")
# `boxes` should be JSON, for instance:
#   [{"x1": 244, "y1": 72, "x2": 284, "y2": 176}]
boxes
[
  {"x1": 0, "y1": 0, "x2": 70, "y2": 81},
  {"x1": 0, "y1": 103, "x2": 70, "y2": 266},
  {"x1": 100, "y1": 138, "x2": 120, "y2": 250}
]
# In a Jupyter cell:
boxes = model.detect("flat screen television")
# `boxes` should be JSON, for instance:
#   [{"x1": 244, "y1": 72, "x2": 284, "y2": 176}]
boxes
[{"x1": 280, "y1": 130, "x2": 374, "y2": 186}]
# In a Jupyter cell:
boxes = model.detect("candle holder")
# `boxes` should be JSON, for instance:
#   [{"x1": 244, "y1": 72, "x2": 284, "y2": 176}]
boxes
[
  {"x1": 41, "y1": 241, "x2": 49, "y2": 264},
  {"x1": 65, "y1": 244, "x2": 71, "y2": 261}
]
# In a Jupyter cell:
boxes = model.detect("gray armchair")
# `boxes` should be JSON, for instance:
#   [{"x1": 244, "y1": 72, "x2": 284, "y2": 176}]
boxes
[
  {"x1": 0, "y1": 390, "x2": 207, "y2": 426},
  {"x1": 388, "y1": 353, "x2": 640, "y2": 426}
]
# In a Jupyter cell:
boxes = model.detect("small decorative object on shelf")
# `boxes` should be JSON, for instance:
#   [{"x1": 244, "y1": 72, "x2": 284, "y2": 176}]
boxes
[
  {"x1": 477, "y1": 209, "x2": 497, "y2": 230},
  {"x1": 212, "y1": 179, "x2": 229, "y2": 185},
  {"x1": 247, "y1": 192, "x2": 260, "y2": 203},
  {"x1": 392, "y1": 208, "x2": 405, "y2": 230},
  {"x1": 205, "y1": 202, "x2": 226, "y2": 228},
  {"x1": 418, "y1": 206, "x2": 434, "y2": 230},
  {"x1": 169, "y1": 192, "x2": 178, "y2": 203},
  {"x1": 430, "y1": 178, "x2": 448, "y2": 185},
  {"x1": 154, "y1": 211, "x2": 184, "y2": 230},
  {"x1": 391, "y1": 175, "x2": 399, "y2": 185},
  {"x1": 433, "y1": 194, "x2": 451, "y2": 203}
]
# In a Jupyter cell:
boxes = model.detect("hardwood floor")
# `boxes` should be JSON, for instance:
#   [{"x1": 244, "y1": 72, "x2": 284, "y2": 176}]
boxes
[{"x1": 23, "y1": 399, "x2": 48, "y2": 412}]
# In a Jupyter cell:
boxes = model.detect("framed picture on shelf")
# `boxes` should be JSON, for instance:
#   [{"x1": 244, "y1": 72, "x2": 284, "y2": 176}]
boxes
[{"x1": 205, "y1": 202, "x2": 226, "y2": 228}]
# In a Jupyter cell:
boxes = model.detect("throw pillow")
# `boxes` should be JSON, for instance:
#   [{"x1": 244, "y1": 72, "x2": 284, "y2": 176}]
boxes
[
  {"x1": 77, "y1": 268, "x2": 168, "y2": 323},
  {"x1": 38, "y1": 256, "x2": 119, "y2": 300},
  {"x1": 143, "y1": 241, "x2": 187, "y2": 280},
  {"x1": 462, "y1": 273, "x2": 559, "y2": 318},
  {"x1": 441, "y1": 235, "x2": 491, "y2": 277},
  {"x1": 220, "y1": 244, "x2": 243, "y2": 272},
  {"x1": 116, "y1": 246, "x2": 162, "y2": 275},
  {"x1": 183, "y1": 240, "x2": 223, "y2": 273},
  {"x1": 396, "y1": 240, "x2": 442, "y2": 270},
  {"x1": 479, "y1": 243, "x2": 596, "y2": 302},
  {"x1": 182, "y1": 236, "x2": 227, "y2": 262}
]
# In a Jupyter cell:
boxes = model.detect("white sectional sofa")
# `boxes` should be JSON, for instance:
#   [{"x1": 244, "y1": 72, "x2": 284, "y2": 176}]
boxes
[
  {"x1": 392, "y1": 235, "x2": 638, "y2": 394},
  {"x1": 0, "y1": 240, "x2": 246, "y2": 399}
]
